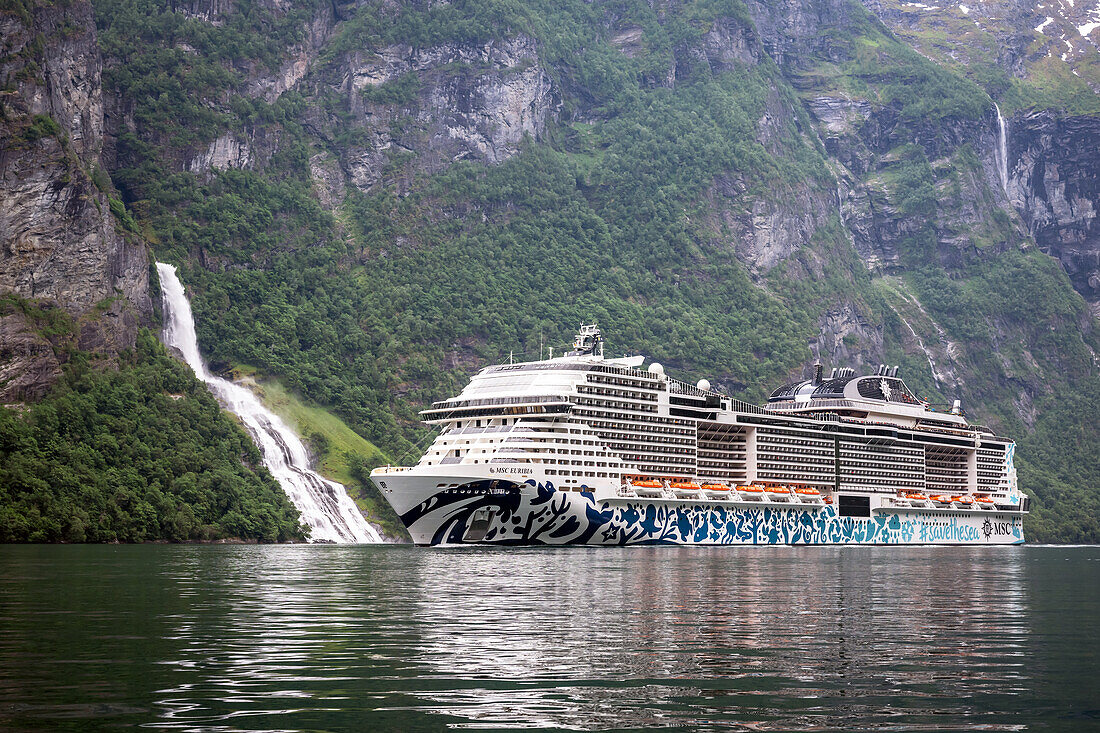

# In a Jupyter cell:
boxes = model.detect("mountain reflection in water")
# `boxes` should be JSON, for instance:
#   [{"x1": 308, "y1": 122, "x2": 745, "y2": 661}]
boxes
[{"x1": 0, "y1": 545, "x2": 1096, "y2": 732}]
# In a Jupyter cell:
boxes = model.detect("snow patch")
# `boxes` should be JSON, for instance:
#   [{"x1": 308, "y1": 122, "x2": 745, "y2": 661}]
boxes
[
  {"x1": 959, "y1": 3, "x2": 970, "y2": 13},
  {"x1": 1080, "y1": 21, "x2": 1100, "y2": 35},
  {"x1": 1036, "y1": 16, "x2": 1054, "y2": 32}
]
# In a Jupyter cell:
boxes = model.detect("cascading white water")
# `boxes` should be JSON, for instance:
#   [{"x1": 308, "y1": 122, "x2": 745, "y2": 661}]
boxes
[
  {"x1": 994, "y1": 102, "x2": 1010, "y2": 196},
  {"x1": 156, "y1": 262, "x2": 383, "y2": 544}
]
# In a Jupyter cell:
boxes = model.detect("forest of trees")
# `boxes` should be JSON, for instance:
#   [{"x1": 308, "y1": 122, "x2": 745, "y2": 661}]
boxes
[
  {"x1": 0, "y1": 324, "x2": 306, "y2": 543},
  {"x1": 3, "y1": 0, "x2": 1094, "y2": 542}
]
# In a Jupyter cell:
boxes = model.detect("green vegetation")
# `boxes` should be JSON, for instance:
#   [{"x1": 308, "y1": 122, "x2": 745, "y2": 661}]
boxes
[
  {"x1": 233, "y1": 368, "x2": 406, "y2": 538},
  {"x1": 20, "y1": 113, "x2": 62, "y2": 142},
  {"x1": 0, "y1": 328, "x2": 306, "y2": 543},
  {"x1": 79, "y1": 0, "x2": 1100, "y2": 544}
]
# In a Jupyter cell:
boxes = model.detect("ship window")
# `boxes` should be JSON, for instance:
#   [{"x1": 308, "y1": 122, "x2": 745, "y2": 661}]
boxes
[{"x1": 838, "y1": 495, "x2": 871, "y2": 517}]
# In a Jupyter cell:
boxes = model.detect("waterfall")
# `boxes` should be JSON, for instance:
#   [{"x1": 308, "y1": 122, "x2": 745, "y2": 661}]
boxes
[
  {"x1": 994, "y1": 103, "x2": 1009, "y2": 196},
  {"x1": 156, "y1": 263, "x2": 383, "y2": 544},
  {"x1": 895, "y1": 311, "x2": 944, "y2": 390}
]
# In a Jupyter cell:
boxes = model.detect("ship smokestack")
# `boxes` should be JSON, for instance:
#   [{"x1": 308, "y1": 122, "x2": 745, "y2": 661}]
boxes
[
  {"x1": 813, "y1": 361, "x2": 823, "y2": 385},
  {"x1": 951, "y1": 399, "x2": 962, "y2": 415},
  {"x1": 889, "y1": 365, "x2": 899, "y2": 377}
]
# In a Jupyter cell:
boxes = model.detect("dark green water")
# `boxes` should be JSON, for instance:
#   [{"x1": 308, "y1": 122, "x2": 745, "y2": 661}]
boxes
[{"x1": 1, "y1": 545, "x2": 1097, "y2": 732}]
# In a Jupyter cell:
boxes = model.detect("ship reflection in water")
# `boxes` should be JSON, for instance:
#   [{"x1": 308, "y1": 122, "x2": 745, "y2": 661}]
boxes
[
  {"x1": 1, "y1": 545, "x2": 1097, "y2": 732},
  {"x1": 403, "y1": 547, "x2": 1034, "y2": 730}
]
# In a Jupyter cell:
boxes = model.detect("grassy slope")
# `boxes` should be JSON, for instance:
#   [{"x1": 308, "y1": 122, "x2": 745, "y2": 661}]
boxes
[{"x1": 230, "y1": 365, "x2": 408, "y2": 539}]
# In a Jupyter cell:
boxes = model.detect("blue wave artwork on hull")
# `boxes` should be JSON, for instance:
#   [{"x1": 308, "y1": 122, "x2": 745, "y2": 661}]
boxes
[{"x1": 401, "y1": 480, "x2": 1022, "y2": 546}]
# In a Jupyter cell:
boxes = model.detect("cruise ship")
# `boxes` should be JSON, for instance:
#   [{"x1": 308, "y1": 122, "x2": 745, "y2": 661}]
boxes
[{"x1": 372, "y1": 325, "x2": 1027, "y2": 546}]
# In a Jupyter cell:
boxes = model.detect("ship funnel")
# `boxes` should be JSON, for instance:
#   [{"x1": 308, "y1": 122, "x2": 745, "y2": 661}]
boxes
[
  {"x1": 951, "y1": 399, "x2": 962, "y2": 415},
  {"x1": 877, "y1": 364, "x2": 886, "y2": 375},
  {"x1": 813, "y1": 362, "x2": 823, "y2": 385},
  {"x1": 889, "y1": 365, "x2": 899, "y2": 377},
  {"x1": 829, "y1": 367, "x2": 837, "y2": 380}
]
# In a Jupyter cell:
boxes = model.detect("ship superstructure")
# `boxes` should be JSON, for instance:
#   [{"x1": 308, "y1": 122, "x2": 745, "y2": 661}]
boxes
[{"x1": 372, "y1": 325, "x2": 1027, "y2": 545}]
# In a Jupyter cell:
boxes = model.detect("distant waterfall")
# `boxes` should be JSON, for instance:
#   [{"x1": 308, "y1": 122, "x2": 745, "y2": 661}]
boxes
[
  {"x1": 156, "y1": 263, "x2": 383, "y2": 544},
  {"x1": 994, "y1": 103, "x2": 1009, "y2": 196}
]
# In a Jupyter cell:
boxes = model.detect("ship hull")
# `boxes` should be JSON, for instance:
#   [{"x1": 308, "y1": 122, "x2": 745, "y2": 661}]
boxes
[{"x1": 375, "y1": 474, "x2": 1025, "y2": 546}]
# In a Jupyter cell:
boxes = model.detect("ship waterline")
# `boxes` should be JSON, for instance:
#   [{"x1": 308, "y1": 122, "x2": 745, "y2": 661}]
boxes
[{"x1": 373, "y1": 325, "x2": 1027, "y2": 546}]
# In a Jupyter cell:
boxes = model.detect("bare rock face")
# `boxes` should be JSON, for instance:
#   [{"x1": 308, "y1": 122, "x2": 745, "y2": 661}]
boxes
[
  {"x1": 1008, "y1": 110, "x2": 1100, "y2": 311},
  {"x1": 0, "y1": 309, "x2": 64, "y2": 404},
  {"x1": 709, "y1": 173, "x2": 837, "y2": 275},
  {"x1": 333, "y1": 35, "x2": 555, "y2": 191},
  {"x1": 0, "y1": 0, "x2": 151, "y2": 401},
  {"x1": 814, "y1": 301, "x2": 884, "y2": 369},
  {"x1": 188, "y1": 133, "x2": 254, "y2": 173}
]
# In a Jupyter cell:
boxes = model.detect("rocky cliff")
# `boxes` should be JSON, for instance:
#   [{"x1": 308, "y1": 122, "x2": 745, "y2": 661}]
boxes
[
  {"x1": 0, "y1": 0, "x2": 150, "y2": 401},
  {"x1": 856, "y1": 0, "x2": 1100, "y2": 315},
  {"x1": 1007, "y1": 109, "x2": 1100, "y2": 314}
]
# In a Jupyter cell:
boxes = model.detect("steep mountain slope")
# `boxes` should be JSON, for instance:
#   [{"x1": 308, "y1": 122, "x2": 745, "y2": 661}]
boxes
[
  {"x1": 3, "y1": 0, "x2": 1098, "y2": 541},
  {"x1": 858, "y1": 0, "x2": 1100, "y2": 314},
  {"x1": 0, "y1": 0, "x2": 306, "y2": 543},
  {"x1": 0, "y1": 0, "x2": 149, "y2": 400}
]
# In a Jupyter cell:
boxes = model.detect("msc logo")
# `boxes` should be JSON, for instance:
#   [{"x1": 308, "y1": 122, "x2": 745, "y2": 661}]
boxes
[{"x1": 982, "y1": 519, "x2": 1013, "y2": 539}]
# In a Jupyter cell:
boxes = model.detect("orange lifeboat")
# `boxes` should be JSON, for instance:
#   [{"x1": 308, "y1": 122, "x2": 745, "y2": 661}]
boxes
[
  {"x1": 930, "y1": 494, "x2": 954, "y2": 506},
  {"x1": 764, "y1": 485, "x2": 792, "y2": 502},
  {"x1": 738, "y1": 484, "x2": 765, "y2": 501},
  {"x1": 975, "y1": 495, "x2": 995, "y2": 509},
  {"x1": 671, "y1": 481, "x2": 703, "y2": 498},
  {"x1": 630, "y1": 479, "x2": 665, "y2": 498},
  {"x1": 953, "y1": 495, "x2": 975, "y2": 506},
  {"x1": 794, "y1": 487, "x2": 823, "y2": 504},
  {"x1": 701, "y1": 482, "x2": 731, "y2": 499}
]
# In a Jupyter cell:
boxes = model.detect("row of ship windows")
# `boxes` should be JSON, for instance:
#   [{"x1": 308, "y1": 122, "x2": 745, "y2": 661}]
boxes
[
  {"x1": 836, "y1": 453, "x2": 924, "y2": 464},
  {"x1": 588, "y1": 431, "x2": 695, "y2": 446},
  {"x1": 545, "y1": 470, "x2": 610, "y2": 478},
  {"x1": 587, "y1": 373, "x2": 661, "y2": 391},
  {"x1": 619, "y1": 454, "x2": 695, "y2": 465},
  {"x1": 576, "y1": 414, "x2": 695, "y2": 434},
  {"x1": 576, "y1": 385, "x2": 658, "y2": 402},
  {"x1": 574, "y1": 398, "x2": 659, "y2": 414}
]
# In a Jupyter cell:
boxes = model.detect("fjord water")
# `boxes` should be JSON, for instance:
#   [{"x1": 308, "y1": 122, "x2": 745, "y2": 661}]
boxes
[
  {"x1": 156, "y1": 262, "x2": 381, "y2": 544},
  {"x1": 2, "y1": 546, "x2": 1097, "y2": 732}
]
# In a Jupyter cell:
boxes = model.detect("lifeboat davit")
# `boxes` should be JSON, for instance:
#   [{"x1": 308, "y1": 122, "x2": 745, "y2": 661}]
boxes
[
  {"x1": 671, "y1": 481, "x2": 703, "y2": 499},
  {"x1": 700, "y1": 483, "x2": 731, "y2": 499},
  {"x1": 738, "y1": 484, "x2": 765, "y2": 501}
]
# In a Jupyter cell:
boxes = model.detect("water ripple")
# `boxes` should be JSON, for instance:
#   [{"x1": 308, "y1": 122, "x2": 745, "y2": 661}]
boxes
[{"x1": 0, "y1": 545, "x2": 1097, "y2": 731}]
